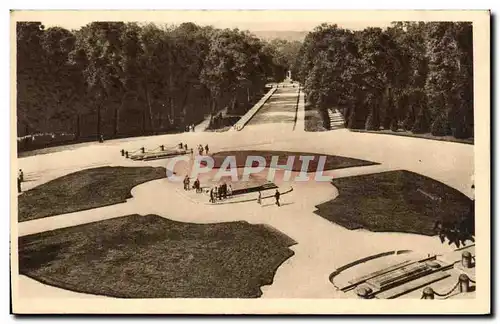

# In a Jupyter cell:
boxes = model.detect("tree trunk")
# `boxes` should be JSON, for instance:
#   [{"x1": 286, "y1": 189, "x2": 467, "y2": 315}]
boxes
[
  {"x1": 144, "y1": 83, "x2": 154, "y2": 132},
  {"x1": 115, "y1": 92, "x2": 130, "y2": 137},
  {"x1": 96, "y1": 102, "x2": 101, "y2": 139},
  {"x1": 209, "y1": 97, "x2": 216, "y2": 126},
  {"x1": 113, "y1": 104, "x2": 119, "y2": 137},
  {"x1": 181, "y1": 87, "x2": 190, "y2": 125},
  {"x1": 168, "y1": 54, "x2": 174, "y2": 126},
  {"x1": 169, "y1": 97, "x2": 175, "y2": 126},
  {"x1": 75, "y1": 114, "x2": 80, "y2": 140},
  {"x1": 231, "y1": 96, "x2": 237, "y2": 112},
  {"x1": 142, "y1": 106, "x2": 146, "y2": 135}
]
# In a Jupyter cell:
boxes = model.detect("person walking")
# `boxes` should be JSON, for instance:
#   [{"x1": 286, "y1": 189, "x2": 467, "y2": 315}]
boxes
[
  {"x1": 184, "y1": 143, "x2": 188, "y2": 151},
  {"x1": 194, "y1": 178, "x2": 201, "y2": 193},
  {"x1": 205, "y1": 144, "x2": 209, "y2": 155},
  {"x1": 274, "y1": 189, "x2": 281, "y2": 207},
  {"x1": 222, "y1": 182, "x2": 227, "y2": 199},
  {"x1": 257, "y1": 191, "x2": 262, "y2": 205},
  {"x1": 183, "y1": 175, "x2": 190, "y2": 191},
  {"x1": 209, "y1": 187, "x2": 215, "y2": 203}
]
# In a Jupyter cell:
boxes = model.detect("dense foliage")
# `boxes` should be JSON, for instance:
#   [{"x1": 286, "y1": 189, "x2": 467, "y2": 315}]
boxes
[
  {"x1": 16, "y1": 22, "x2": 291, "y2": 146},
  {"x1": 294, "y1": 22, "x2": 474, "y2": 139}
]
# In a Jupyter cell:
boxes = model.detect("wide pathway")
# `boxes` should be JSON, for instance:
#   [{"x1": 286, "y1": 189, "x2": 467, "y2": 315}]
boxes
[
  {"x1": 245, "y1": 84, "x2": 300, "y2": 134},
  {"x1": 14, "y1": 119, "x2": 474, "y2": 300}
]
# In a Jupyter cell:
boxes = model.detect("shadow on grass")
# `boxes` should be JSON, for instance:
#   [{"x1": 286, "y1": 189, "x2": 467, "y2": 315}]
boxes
[
  {"x1": 19, "y1": 214, "x2": 296, "y2": 298},
  {"x1": 18, "y1": 166, "x2": 166, "y2": 222},
  {"x1": 211, "y1": 150, "x2": 378, "y2": 172}
]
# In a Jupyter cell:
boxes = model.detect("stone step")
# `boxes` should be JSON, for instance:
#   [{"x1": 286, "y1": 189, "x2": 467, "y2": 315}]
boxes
[
  {"x1": 327, "y1": 108, "x2": 345, "y2": 130},
  {"x1": 374, "y1": 271, "x2": 451, "y2": 299}
]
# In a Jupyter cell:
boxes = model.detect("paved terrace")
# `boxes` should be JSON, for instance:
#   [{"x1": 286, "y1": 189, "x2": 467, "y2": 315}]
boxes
[{"x1": 14, "y1": 81, "x2": 474, "y2": 300}]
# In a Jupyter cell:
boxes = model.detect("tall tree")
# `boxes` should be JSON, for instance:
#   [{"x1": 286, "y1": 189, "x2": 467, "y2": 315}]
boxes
[{"x1": 72, "y1": 22, "x2": 126, "y2": 138}]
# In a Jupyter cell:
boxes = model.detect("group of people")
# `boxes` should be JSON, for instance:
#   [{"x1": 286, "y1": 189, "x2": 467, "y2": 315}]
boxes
[
  {"x1": 178, "y1": 142, "x2": 190, "y2": 152},
  {"x1": 177, "y1": 142, "x2": 208, "y2": 155},
  {"x1": 182, "y1": 174, "x2": 282, "y2": 207},
  {"x1": 183, "y1": 175, "x2": 202, "y2": 193},
  {"x1": 186, "y1": 124, "x2": 196, "y2": 132},
  {"x1": 197, "y1": 144, "x2": 209, "y2": 155},
  {"x1": 183, "y1": 175, "x2": 205, "y2": 194},
  {"x1": 182, "y1": 174, "x2": 234, "y2": 203},
  {"x1": 257, "y1": 189, "x2": 281, "y2": 207},
  {"x1": 209, "y1": 182, "x2": 232, "y2": 203}
]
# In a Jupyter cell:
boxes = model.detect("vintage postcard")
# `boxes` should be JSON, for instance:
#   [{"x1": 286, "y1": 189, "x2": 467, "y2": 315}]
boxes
[{"x1": 10, "y1": 10, "x2": 490, "y2": 315}]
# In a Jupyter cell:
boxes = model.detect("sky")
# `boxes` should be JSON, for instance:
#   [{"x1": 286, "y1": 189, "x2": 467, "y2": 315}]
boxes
[{"x1": 12, "y1": 10, "x2": 395, "y2": 32}]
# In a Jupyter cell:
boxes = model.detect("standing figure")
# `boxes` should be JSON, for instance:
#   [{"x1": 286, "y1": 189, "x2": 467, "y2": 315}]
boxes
[
  {"x1": 184, "y1": 144, "x2": 188, "y2": 151},
  {"x1": 192, "y1": 124, "x2": 195, "y2": 132},
  {"x1": 218, "y1": 185, "x2": 223, "y2": 200},
  {"x1": 222, "y1": 182, "x2": 227, "y2": 199},
  {"x1": 274, "y1": 189, "x2": 281, "y2": 207},
  {"x1": 18, "y1": 169, "x2": 24, "y2": 182},
  {"x1": 183, "y1": 175, "x2": 190, "y2": 191},
  {"x1": 209, "y1": 187, "x2": 215, "y2": 203},
  {"x1": 227, "y1": 184, "x2": 232, "y2": 197},
  {"x1": 257, "y1": 191, "x2": 262, "y2": 205},
  {"x1": 17, "y1": 176, "x2": 21, "y2": 193},
  {"x1": 205, "y1": 144, "x2": 209, "y2": 155},
  {"x1": 193, "y1": 178, "x2": 199, "y2": 192}
]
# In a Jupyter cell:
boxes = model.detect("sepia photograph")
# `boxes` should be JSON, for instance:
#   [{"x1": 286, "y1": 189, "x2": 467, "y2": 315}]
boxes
[{"x1": 9, "y1": 9, "x2": 490, "y2": 315}]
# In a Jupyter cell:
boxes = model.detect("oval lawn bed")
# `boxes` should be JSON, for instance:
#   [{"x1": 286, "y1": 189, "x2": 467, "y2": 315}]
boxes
[
  {"x1": 209, "y1": 150, "x2": 378, "y2": 171},
  {"x1": 314, "y1": 170, "x2": 474, "y2": 238},
  {"x1": 19, "y1": 214, "x2": 296, "y2": 298},
  {"x1": 18, "y1": 166, "x2": 166, "y2": 222}
]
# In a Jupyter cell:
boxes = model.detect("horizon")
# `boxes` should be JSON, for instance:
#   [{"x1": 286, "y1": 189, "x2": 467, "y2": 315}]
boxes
[
  {"x1": 13, "y1": 10, "x2": 394, "y2": 33},
  {"x1": 43, "y1": 21, "x2": 393, "y2": 33},
  {"x1": 42, "y1": 21, "x2": 393, "y2": 32}
]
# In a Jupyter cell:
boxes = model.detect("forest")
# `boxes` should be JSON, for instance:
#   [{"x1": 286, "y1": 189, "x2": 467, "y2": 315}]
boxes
[
  {"x1": 16, "y1": 21, "x2": 298, "y2": 149},
  {"x1": 17, "y1": 21, "x2": 474, "y2": 151},
  {"x1": 293, "y1": 22, "x2": 474, "y2": 139}
]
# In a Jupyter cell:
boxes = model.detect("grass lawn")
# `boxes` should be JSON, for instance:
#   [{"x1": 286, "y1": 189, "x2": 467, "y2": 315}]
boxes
[
  {"x1": 210, "y1": 150, "x2": 378, "y2": 172},
  {"x1": 314, "y1": 170, "x2": 473, "y2": 236},
  {"x1": 206, "y1": 116, "x2": 241, "y2": 132},
  {"x1": 305, "y1": 107, "x2": 328, "y2": 132},
  {"x1": 19, "y1": 214, "x2": 296, "y2": 298},
  {"x1": 349, "y1": 129, "x2": 474, "y2": 145},
  {"x1": 18, "y1": 166, "x2": 165, "y2": 222}
]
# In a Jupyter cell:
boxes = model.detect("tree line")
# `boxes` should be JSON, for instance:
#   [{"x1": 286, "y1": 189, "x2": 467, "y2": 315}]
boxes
[
  {"x1": 16, "y1": 21, "x2": 291, "y2": 148},
  {"x1": 293, "y1": 22, "x2": 474, "y2": 139}
]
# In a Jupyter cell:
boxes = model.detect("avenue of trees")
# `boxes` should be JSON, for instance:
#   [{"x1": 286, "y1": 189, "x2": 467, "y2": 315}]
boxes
[
  {"x1": 17, "y1": 21, "x2": 291, "y2": 147},
  {"x1": 294, "y1": 22, "x2": 474, "y2": 139}
]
